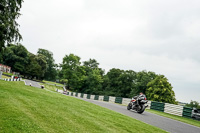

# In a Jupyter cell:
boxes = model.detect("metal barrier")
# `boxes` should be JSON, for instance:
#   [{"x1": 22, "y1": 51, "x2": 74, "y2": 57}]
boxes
[{"x1": 62, "y1": 91, "x2": 195, "y2": 119}]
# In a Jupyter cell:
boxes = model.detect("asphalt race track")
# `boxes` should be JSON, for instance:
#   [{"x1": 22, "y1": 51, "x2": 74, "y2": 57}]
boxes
[
  {"x1": 26, "y1": 80, "x2": 200, "y2": 133},
  {"x1": 75, "y1": 97, "x2": 200, "y2": 133}
]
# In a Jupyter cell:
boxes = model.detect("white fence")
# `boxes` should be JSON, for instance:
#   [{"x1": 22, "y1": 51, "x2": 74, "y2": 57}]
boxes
[
  {"x1": 109, "y1": 96, "x2": 116, "y2": 103},
  {"x1": 164, "y1": 103, "x2": 183, "y2": 116},
  {"x1": 122, "y1": 98, "x2": 131, "y2": 105},
  {"x1": 98, "y1": 96, "x2": 104, "y2": 101},
  {"x1": 90, "y1": 95, "x2": 95, "y2": 100},
  {"x1": 83, "y1": 94, "x2": 87, "y2": 99}
]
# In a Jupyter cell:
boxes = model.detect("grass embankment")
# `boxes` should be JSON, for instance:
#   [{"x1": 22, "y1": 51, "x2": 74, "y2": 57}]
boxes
[
  {"x1": 146, "y1": 109, "x2": 200, "y2": 127},
  {"x1": 1, "y1": 75, "x2": 10, "y2": 79},
  {"x1": 0, "y1": 80, "x2": 166, "y2": 133},
  {"x1": 40, "y1": 83, "x2": 64, "y2": 92},
  {"x1": 42, "y1": 80, "x2": 64, "y2": 86}
]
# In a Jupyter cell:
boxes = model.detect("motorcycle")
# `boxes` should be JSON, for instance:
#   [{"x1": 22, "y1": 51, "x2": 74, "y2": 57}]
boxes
[{"x1": 127, "y1": 96, "x2": 148, "y2": 114}]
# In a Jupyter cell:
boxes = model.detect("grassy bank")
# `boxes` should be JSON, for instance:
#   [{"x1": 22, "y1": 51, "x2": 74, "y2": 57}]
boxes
[
  {"x1": 146, "y1": 109, "x2": 200, "y2": 127},
  {"x1": 0, "y1": 80, "x2": 166, "y2": 133},
  {"x1": 40, "y1": 83, "x2": 64, "y2": 92},
  {"x1": 42, "y1": 80, "x2": 64, "y2": 86}
]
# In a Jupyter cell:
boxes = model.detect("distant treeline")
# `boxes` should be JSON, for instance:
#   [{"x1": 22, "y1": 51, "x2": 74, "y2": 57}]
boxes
[{"x1": 1, "y1": 44, "x2": 177, "y2": 104}]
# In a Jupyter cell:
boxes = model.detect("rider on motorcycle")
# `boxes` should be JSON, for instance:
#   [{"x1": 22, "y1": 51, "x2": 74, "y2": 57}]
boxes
[{"x1": 132, "y1": 92, "x2": 146, "y2": 105}]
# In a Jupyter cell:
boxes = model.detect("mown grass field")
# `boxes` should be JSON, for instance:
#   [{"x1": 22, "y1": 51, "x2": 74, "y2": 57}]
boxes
[
  {"x1": 40, "y1": 83, "x2": 64, "y2": 92},
  {"x1": 146, "y1": 109, "x2": 200, "y2": 127},
  {"x1": 42, "y1": 80, "x2": 64, "y2": 86},
  {"x1": 0, "y1": 80, "x2": 167, "y2": 133}
]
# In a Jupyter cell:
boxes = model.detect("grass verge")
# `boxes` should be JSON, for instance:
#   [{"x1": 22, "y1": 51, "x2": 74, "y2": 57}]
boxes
[
  {"x1": 1, "y1": 75, "x2": 10, "y2": 79},
  {"x1": 42, "y1": 80, "x2": 64, "y2": 86},
  {"x1": 0, "y1": 80, "x2": 166, "y2": 133},
  {"x1": 40, "y1": 83, "x2": 64, "y2": 92},
  {"x1": 146, "y1": 109, "x2": 200, "y2": 127}
]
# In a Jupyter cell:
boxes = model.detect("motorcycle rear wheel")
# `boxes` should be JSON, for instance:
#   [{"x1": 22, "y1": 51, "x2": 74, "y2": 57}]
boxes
[{"x1": 137, "y1": 104, "x2": 145, "y2": 114}]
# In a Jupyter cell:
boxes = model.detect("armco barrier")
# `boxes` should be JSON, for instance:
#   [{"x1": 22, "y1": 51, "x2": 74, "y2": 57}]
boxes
[
  {"x1": 99, "y1": 96, "x2": 104, "y2": 101},
  {"x1": 146, "y1": 101, "x2": 151, "y2": 109},
  {"x1": 2, "y1": 78, "x2": 21, "y2": 81},
  {"x1": 164, "y1": 103, "x2": 183, "y2": 116},
  {"x1": 78, "y1": 93, "x2": 81, "y2": 97},
  {"x1": 122, "y1": 98, "x2": 131, "y2": 105},
  {"x1": 94, "y1": 95, "x2": 99, "y2": 100},
  {"x1": 103, "y1": 96, "x2": 109, "y2": 102},
  {"x1": 109, "y1": 96, "x2": 116, "y2": 103},
  {"x1": 182, "y1": 107, "x2": 193, "y2": 118},
  {"x1": 115, "y1": 97, "x2": 123, "y2": 104},
  {"x1": 150, "y1": 101, "x2": 165, "y2": 112},
  {"x1": 83, "y1": 94, "x2": 87, "y2": 99},
  {"x1": 87, "y1": 94, "x2": 91, "y2": 99},
  {"x1": 62, "y1": 91, "x2": 195, "y2": 119},
  {"x1": 90, "y1": 95, "x2": 95, "y2": 100},
  {"x1": 80, "y1": 93, "x2": 84, "y2": 98}
]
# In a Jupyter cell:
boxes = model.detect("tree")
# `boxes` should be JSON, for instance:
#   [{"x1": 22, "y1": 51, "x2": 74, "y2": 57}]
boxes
[
  {"x1": 185, "y1": 101, "x2": 200, "y2": 109},
  {"x1": 146, "y1": 75, "x2": 177, "y2": 104},
  {"x1": 61, "y1": 54, "x2": 86, "y2": 91},
  {"x1": 37, "y1": 49, "x2": 57, "y2": 81},
  {"x1": 82, "y1": 59, "x2": 104, "y2": 94},
  {"x1": 3, "y1": 44, "x2": 29, "y2": 75},
  {"x1": 130, "y1": 71, "x2": 157, "y2": 96},
  {"x1": 102, "y1": 69, "x2": 136, "y2": 97},
  {"x1": 0, "y1": 0, "x2": 23, "y2": 62},
  {"x1": 25, "y1": 53, "x2": 42, "y2": 79},
  {"x1": 35, "y1": 54, "x2": 47, "y2": 79}
]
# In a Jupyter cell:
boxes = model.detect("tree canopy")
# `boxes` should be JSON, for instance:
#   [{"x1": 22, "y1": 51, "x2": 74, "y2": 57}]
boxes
[
  {"x1": 146, "y1": 75, "x2": 177, "y2": 104},
  {"x1": 185, "y1": 101, "x2": 200, "y2": 109},
  {"x1": 0, "y1": 0, "x2": 23, "y2": 62}
]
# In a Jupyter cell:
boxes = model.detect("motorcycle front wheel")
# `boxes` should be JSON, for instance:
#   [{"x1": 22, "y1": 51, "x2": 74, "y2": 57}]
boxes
[{"x1": 127, "y1": 103, "x2": 132, "y2": 110}]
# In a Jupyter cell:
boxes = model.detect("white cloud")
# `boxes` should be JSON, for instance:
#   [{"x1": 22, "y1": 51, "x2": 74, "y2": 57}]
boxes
[{"x1": 18, "y1": 0, "x2": 200, "y2": 103}]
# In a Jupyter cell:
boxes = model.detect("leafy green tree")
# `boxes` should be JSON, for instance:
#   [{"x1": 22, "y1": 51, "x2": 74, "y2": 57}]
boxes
[
  {"x1": 61, "y1": 54, "x2": 86, "y2": 91},
  {"x1": 82, "y1": 59, "x2": 104, "y2": 94},
  {"x1": 37, "y1": 49, "x2": 57, "y2": 81},
  {"x1": 0, "y1": 0, "x2": 23, "y2": 62},
  {"x1": 102, "y1": 69, "x2": 136, "y2": 97},
  {"x1": 25, "y1": 53, "x2": 42, "y2": 79},
  {"x1": 35, "y1": 54, "x2": 47, "y2": 79},
  {"x1": 83, "y1": 59, "x2": 99, "y2": 70},
  {"x1": 130, "y1": 71, "x2": 157, "y2": 96},
  {"x1": 146, "y1": 75, "x2": 177, "y2": 104},
  {"x1": 3, "y1": 44, "x2": 29, "y2": 75},
  {"x1": 185, "y1": 101, "x2": 200, "y2": 109},
  {"x1": 119, "y1": 70, "x2": 137, "y2": 98}
]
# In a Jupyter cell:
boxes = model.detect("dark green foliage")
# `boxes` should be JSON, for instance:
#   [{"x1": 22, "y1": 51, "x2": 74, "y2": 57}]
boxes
[
  {"x1": 130, "y1": 71, "x2": 157, "y2": 96},
  {"x1": 60, "y1": 54, "x2": 86, "y2": 91},
  {"x1": 82, "y1": 59, "x2": 104, "y2": 94},
  {"x1": 146, "y1": 75, "x2": 177, "y2": 104},
  {"x1": 37, "y1": 49, "x2": 57, "y2": 81},
  {"x1": 3, "y1": 44, "x2": 28, "y2": 75},
  {"x1": 185, "y1": 101, "x2": 200, "y2": 109},
  {"x1": 2, "y1": 44, "x2": 49, "y2": 79},
  {"x1": 102, "y1": 68, "x2": 136, "y2": 97},
  {"x1": 0, "y1": 0, "x2": 23, "y2": 62}
]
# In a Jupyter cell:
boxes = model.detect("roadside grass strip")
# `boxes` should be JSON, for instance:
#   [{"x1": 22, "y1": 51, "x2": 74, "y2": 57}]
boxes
[{"x1": 146, "y1": 109, "x2": 200, "y2": 128}]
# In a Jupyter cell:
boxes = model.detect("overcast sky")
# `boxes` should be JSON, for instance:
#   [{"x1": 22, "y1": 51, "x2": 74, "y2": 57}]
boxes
[{"x1": 18, "y1": 0, "x2": 200, "y2": 103}]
